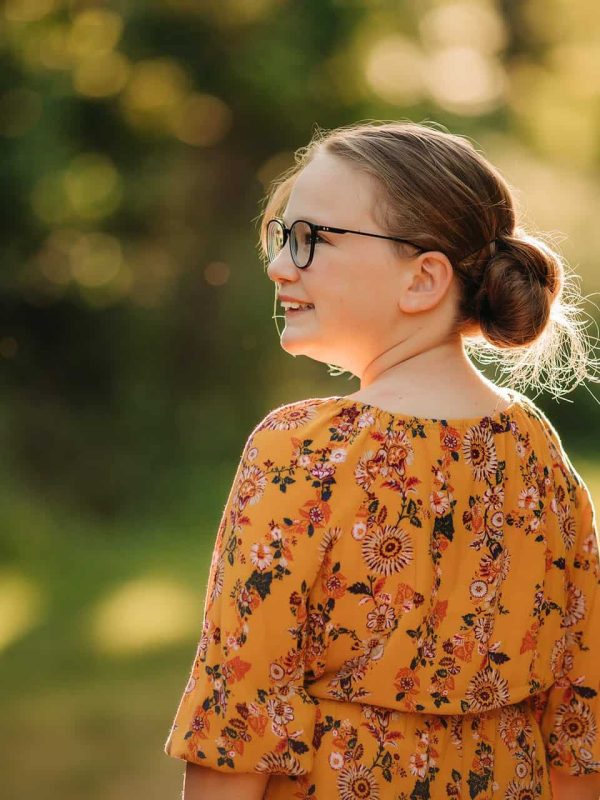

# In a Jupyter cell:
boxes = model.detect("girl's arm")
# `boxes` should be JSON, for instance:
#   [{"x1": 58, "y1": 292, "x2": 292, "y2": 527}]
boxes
[
  {"x1": 183, "y1": 763, "x2": 270, "y2": 800},
  {"x1": 550, "y1": 768, "x2": 600, "y2": 800}
]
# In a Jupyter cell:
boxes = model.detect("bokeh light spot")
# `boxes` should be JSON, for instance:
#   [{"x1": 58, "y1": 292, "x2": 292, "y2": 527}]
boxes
[
  {"x1": 0, "y1": 570, "x2": 43, "y2": 652},
  {"x1": 70, "y1": 232, "x2": 123, "y2": 288},
  {"x1": 121, "y1": 59, "x2": 189, "y2": 132},
  {"x1": 63, "y1": 153, "x2": 123, "y2": 220},
  {"x1": 73, "y1": 52, "x2": 130, "y2": 98},
  {"x1": 171, "y1": 93, "x2": 233, "y2": 147},
  {"x1": 67, "y1": 8, "x2": 124, "y2": 60},
  {"x1": 89, "y1": 576, "x2": 201, "y2": 656},
  {"x1": 4, "y1": 0, "x2": 57, "y2": 23},
  {"x1": 204, "y1": 261, "x2": 230, "y2": 287},
  {"x1": 425, "y1": 47, "x2": 506, "y2": 114},
  {"x1": 365, "y1": 36, "x2": 426, "y2": 105},
  {"x1": 419, "y1": 2, "x2": 508, "y2": 54}
]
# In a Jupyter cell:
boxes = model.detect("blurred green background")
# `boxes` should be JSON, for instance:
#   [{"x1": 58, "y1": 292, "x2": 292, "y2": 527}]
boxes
[{"x1": 1, "y1": 1, "x2": 599, "y2": 798}]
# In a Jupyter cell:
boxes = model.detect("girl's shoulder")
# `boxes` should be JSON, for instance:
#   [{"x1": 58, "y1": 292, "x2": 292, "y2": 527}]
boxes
[{"x1": 250, "y1": 391, "x2": 585, "y2": 487}]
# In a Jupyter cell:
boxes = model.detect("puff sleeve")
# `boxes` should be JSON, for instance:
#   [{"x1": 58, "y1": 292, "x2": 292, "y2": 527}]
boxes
[
  {"x1": 540, "y1": 477, "x2": 600, "y2": 776},
  {"x1": 164, "y1": 412, "x2": 331, "y2": 775}
]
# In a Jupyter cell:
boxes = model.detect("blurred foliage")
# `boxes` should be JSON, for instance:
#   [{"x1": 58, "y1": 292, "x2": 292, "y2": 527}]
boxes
[
  {"x1": 1, "y1": 0, "x2": 600, "y2": 520},
  {"x1": 1, "y1": 1, "x2": 600, "y2": 797}
]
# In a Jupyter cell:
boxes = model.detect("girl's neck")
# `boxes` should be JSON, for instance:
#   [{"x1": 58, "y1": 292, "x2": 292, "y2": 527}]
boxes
[{"x1": 349, "y1": 340, "x2": 511, "y2": 418}]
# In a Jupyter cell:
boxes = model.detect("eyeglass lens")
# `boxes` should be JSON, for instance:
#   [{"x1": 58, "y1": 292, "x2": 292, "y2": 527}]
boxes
[{"x1": 267, "y1": 220, "x2": 312, "y2": 268}]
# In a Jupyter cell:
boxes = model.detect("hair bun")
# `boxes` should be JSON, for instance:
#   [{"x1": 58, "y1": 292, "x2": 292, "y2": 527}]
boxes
[{"x1": 474, "y1": 233, "x2": 561, "y2": 347}]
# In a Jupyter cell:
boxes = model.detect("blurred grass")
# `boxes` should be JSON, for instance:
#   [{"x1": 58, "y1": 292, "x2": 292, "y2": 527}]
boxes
[
  {"x1": 0, "y1": 465, "x2": 230, "y2": 800},
  {"x1": 1, "y1": 453, "x2": 599, "y2": 800}
]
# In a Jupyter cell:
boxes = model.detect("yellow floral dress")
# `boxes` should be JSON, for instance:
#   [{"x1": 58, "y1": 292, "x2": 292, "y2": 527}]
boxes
[{"x1": 164, "y1": 392, "x2": 600, "y2": 799}]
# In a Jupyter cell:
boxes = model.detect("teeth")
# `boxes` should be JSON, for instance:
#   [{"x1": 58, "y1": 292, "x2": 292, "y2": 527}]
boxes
[{"x1": 282, "y1": 302, "x2": 314, "y2": 310}]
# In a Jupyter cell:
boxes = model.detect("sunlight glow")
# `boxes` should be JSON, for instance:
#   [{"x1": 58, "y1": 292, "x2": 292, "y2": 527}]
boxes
[
  {"x1": 121, "y1": 59, "x2": 189, "y2": 132},
  {"x1": 73, "y1": 52, "x2": 130, "y2": 98},
  {"x1": 365, "y1": 36, "x2": 426, "y2": 105},
  {"x1": 67, "y1": 9, "x2": 124, "y2": 60},
  {"x1": 4, "y1": 0, "x2": 57, "y2": 23},
  {"x1": 70, "y1": 232, "x2": 123, "y2": 288},
  {"x1": 89, "y1": 576, "x2": 201, "y2": 656},
  {"x1": 0, "y1": 571, "x2": 43, "y2": 652},
  {"x1": 171, "y1": 93, "x2": 232, "y2": 147},
  {"x1": 419, "y1": 2, "x2": 507, "y2": 54},
  {"x1": 425, "y1": 47, "x2": 506, "y2": 114}
]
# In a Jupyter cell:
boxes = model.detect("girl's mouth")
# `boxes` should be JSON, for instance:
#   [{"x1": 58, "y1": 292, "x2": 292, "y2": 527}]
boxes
[{"x1": 285, "y1": 305, "x2": 315, "y2": 315}]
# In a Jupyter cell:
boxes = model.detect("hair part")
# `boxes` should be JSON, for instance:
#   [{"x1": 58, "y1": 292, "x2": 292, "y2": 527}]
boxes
[{"x1": 257, "y1": 119, "x2": 599, "y2": 401}]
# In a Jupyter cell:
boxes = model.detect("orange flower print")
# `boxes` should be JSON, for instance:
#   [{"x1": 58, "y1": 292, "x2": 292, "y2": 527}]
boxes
[
  {"x1": 384, "y1": 428, "x2": 414, "y2": 472},
  {"x1": 409, "y1": 750, "x2": 428, "y2": 778},
  {"x1": 555, "y1": 700, "x2": 597, "y2": 747},
  {"x1": 483, "y1": 484, "x2": 504, "y2": 510},
  {"x1": 337, "y1": 763, "x2": 380, "y2": 800},
  {"x1": 520, "y1": 625, "x2": 538, "y2": 654},
  {"x1": 440, "y1": 426, "x2": 461, "y2": 451},
  {"x1": 323, "y1": 570, "x2": 348, "y2": 599},
  {"x1": 165, "y1": 396, "x2": 599, "y2": 794},
  {"x1": 360, "y1": 635, "x2": 386, "y2": 661},
  {"x1": 246, "y1": 702, "x2": 268, "y2": 736},
  {"x1": 223, "y1": 655, "x2": 252, "y2": 683},
  {"x1": 430, "y1": 489, "x2": 451, "y2": 515},
  {"x1": 361, "y1": 525, "x2": 414, "y2": 575},
  {"x1": 473, "y1": 614, "x2": 494, "y2": 644},
  {"x1": 550, "y1": 636, "x2": 574, "y2": 684},
  {"x1": 190, "y1": 705, "x2": 211, "y2": 739},
  {"x1": 394, "y1": 667, "x2": 420, "y2": 696},
  {"x1": 266, "y1": 697, "x2": 295, "y2": 730},
  {"x1": 430, "y1": 599, "x2": 448, "y2": 628},
  {"x1": 367, "y1": 603, "x2": 396, "y2": 631},
  {"x1": 563, "y1": 581, "x2": 586, "y2": 627},
  {"x1": 479, "y1": 553, "x2": 503, "y2": 582},
  {"x1": 250, "y1": 542, "x2": 273, "y2": 571},
  {"x1": 430, "y1": 671, "x2": 455, "y2": 697},
  {"x1": 355, "y1": 450, "x2": 383, "y2": 489},
  {"x1": 465, "y1": 667, "x2": 510, "y2": 712},
  {"x1": 255, "y1": 751, "x2": 304, "y2": 775},
  {"x1": 518, "y1": 486, "x2": 540, "y2": 510},
  {"x1": 299, "y1": 497, "x2": 332, "y2": 529},
  {"x1": 462, "y1": 425, "x2": 497, "y2": 482},
  {"x1": 452, "y1": 633, "x2": 475, "y2": 663},
  {"x1": 394, "y1": 582, "x2": 416, "y2": 611},
  {"x1": 499, "y1": 705, "x2": 532, "y2": 750},
  {"x1": 236, "y1": 464, "x2": 267, "y2": 507},
  {"x1": 469, "y1": 579, "x2": 489, "y2": 600}
]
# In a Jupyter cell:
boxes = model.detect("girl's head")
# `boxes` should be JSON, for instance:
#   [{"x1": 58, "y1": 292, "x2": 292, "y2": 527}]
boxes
[{"x1": 259, "y1": 120, "x2": 594, "y2": 398}]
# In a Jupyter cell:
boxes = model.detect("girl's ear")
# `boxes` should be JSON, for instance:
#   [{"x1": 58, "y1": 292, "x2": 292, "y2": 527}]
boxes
[{"x1": 397, "y1": 251, "x2": 454, "y2": 313}]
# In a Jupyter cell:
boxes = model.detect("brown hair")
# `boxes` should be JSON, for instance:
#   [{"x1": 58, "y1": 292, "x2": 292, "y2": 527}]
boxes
[{"x1": 257, "y1": 119, "x2": 599, "y2": 399}]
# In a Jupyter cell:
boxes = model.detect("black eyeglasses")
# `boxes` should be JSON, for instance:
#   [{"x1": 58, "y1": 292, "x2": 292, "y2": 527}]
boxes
[{"x1": 266, "y1": 217, "x2": 426, "y2": 269}]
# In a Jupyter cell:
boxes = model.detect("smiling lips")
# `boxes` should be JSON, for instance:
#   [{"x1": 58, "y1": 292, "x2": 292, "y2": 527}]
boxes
[
  {"x1": 280, "y1": 301, "x2": 315, "y2": 312},
  {"x1": 285, "y1": 305, "x2": 314, "y2": 315}
]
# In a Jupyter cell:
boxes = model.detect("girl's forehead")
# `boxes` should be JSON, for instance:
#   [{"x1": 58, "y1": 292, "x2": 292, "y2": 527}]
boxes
[{"x1": 287, "y1": 155, "x2": 377, "y2": 224}]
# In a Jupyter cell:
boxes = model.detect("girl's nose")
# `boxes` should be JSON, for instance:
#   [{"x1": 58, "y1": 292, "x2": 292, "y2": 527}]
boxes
[{"x1": 266, "y1": 250, "x2": 299, "y2": 284}]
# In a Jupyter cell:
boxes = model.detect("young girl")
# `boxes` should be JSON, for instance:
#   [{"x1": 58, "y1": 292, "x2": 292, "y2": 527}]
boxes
[{"x1": 164, "y1": 121, "x2": 600, "y2": 799}]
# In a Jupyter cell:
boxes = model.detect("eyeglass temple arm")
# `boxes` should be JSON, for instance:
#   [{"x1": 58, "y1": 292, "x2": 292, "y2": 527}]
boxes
[{"x1": 316, "y1": 225, "x2": 425, "y2": 252}]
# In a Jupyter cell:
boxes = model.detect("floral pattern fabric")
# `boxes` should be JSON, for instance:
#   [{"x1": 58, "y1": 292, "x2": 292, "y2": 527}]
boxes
[{"x1": 164, "y1": 393, "x2": 600, "y2": 798}]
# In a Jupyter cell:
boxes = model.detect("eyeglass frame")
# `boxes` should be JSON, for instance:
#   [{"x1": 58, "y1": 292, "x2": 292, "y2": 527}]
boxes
[{"x1": 266, "y1": 217, "x2": 427, "y2": 270}]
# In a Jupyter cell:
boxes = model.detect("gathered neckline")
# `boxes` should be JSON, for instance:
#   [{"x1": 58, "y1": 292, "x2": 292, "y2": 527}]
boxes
[{"x1": 312, "y1": 389, "x2": 527, "y2": 429}]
